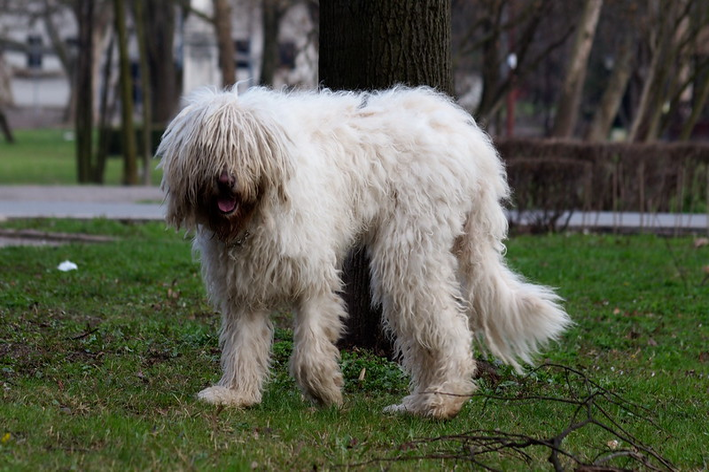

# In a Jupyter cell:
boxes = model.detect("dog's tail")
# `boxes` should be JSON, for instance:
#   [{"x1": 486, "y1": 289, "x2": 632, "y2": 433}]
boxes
[{"x1": 456, "y1": 189, "x2": 571, "y2": 371}]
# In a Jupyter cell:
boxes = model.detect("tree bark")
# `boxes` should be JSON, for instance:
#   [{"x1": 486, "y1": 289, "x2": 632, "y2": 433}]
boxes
[
  {"x1": 585, "y1": 34, "x2": 634, "y2": 141},
  {"x1": 0, "y1": 109, "x2": 13, "y2": 143},
  {"x1": 145, "y1": 1, "x2": 178, "y2": 124},
  {"x1": 213, "y1": 0, "x2": 236, "y2": 87},
  {"x1": 0, "y1": 54, "x2": 13, "y2": 143},
  {"x1": 628, "y1": 0, "x2": 707, "y2": 142},
  {"x1": 115, "y1": 0, "x2": 138, "y2": 185},
  {"x1": 95, "y1": 32, "x2": 116, "y2": 184},
  {"x1": 319, "y1": 0, "x2": 452, "y2": 355},
  {"x1": 75, "y1": 0, "x2": 94, "y2": 183},
  {"x1": 44, "y1": 0, "x2": 76, "y2": 123},
  {"x1": 679, "y1": 67, "x2": 709, "y2": 140},
  {"x1": 476, "y1": 1, "x2": 504, "y2": 123},
  {"x1": 320, "y1": 0, "x2": 453, "y2": 94},
  {"x1": 551, "y1": 0, "x2": 603, "y2": 138},
  {"x1": 259, "y1": 0, "x2": 285, "y2": 86},
  {"x1": 628, "y1": 34, "x2": 667, "y2": 142},
  {"x1": 133, "y1": 0, "x2": 153, "y2": 185}
]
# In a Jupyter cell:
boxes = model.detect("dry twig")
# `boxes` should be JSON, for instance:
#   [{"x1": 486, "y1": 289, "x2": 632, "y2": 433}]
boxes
[{"x1": 344, "y1": 364, "x2": 675, "y2": 471}]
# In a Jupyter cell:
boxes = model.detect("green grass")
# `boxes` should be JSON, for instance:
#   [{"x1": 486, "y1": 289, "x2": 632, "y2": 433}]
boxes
[
  {"x1": 1, "y1": 220, "x2": 708, "y2": 470},
  {"x1": 0, "y1": 129, "x2": 162, "y2": 186}
]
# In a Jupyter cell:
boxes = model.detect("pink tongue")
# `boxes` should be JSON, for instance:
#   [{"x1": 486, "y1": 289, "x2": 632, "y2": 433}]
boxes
[{"x1": 217, "y1": 197, "x2": 237, "y2": 213}]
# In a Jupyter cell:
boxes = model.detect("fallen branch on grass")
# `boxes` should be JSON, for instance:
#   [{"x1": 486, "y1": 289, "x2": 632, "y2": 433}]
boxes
[
  {"x1": 0, "y1": 229, "x2": 116, "y2": 245},
  {"x1": 346, "y1": 364, "x2": 675, "y2": 471}
]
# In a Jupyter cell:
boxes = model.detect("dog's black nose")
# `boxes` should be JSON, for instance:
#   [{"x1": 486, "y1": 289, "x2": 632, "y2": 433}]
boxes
[{"x1": 218, "y1": 170, "x2": 231, "y2": 185}]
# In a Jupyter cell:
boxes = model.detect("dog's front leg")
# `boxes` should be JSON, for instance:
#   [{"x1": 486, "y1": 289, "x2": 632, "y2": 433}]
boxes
[
  {"x1": 198, "y1": 308, "x2": 273, "y2": 407},
  {"x1": 290, "y1": 291, "x2": 346, "y2": 407}
]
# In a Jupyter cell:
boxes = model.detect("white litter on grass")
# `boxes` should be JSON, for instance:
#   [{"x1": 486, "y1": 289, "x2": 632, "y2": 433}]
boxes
[{"x1": 57, "y1": 260, "x2": 78, "y2": 272}]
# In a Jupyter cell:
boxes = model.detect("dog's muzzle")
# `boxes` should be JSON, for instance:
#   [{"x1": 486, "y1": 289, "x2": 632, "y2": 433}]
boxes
[{"x1": 216, "y1": 171, "x2": 239, "y2": 215}]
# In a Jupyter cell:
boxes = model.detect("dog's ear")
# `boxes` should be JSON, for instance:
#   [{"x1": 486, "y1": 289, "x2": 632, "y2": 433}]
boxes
[
  {"x1": 156, "y1": 101, "x2": 202, "y2": 231},
  {"x1": 242, "y1": 109, "x2": 293, "y2": 206}
]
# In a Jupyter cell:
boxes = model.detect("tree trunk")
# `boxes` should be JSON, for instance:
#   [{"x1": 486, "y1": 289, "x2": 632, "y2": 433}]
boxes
[
  {"x1": 551, "y1": 0, "x2": 603, "y2": 138},
  {"x1": 476, "y1": 1, "x2": 503, "y2": 123},
  {"x1": 627, "y1": 0, "x2": 689, "y2": 143},
  {"x1": 319, "y1": 0, "x2": 452, "y2": 355},
  {"x1": 213, "y1": 0, "x2": 236, "y2": 87},
  {"x1": 75, "y1": 0, "x2": 94, "y2": 183},
  {"x1": 0, "y1": 109, "x2": 13, "y2": 143},
  {"x1": 320, "y1": 0, "x2": 452, "y2": 94},
  {"x1": 628, "y1": 37, "x2": 666, "y2": 142},
  {"x1": 44, "y1": 0, "x2": 77, "y2": 123},
  {"x1": 259, "y1": 0, "x2": 284, "y2": 86},
  {"x1": 0, "y1": 54, "x2": 13, "y2": 142},
  {"x1": 95, "y1": 32, "x2": 116, "y2": 184},
  {"x1": 679, "y1": 68, "x2": 709, "y2": 140},
  {"x1": 133, "y1": 0, "x2": 153, "y2": 185},
  {"x1": 115, "y1": 0, "x2": 138, "y2": 185},
  {"x1": 145, "y1": 2, "x2": 178, "y2": 124},
  {"x1": 585, "y1": 35, "x2": 634, "y2": 141}
]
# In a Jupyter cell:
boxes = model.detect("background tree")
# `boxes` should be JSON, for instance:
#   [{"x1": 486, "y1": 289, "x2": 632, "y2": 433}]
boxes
[
  {"x1": 145, "y1": 1, "x2": 179, "y2": 124},
  {"x1": 628, "y1": 0, "x2": 709, "y2": 141},
  {"x1": 0, "y1": 52, "x2": 14, "y2": 143},
  {"x1": 213, "y1": 0, "x2": 236, "y2": 87},
  {"x1": 74, "y1": 0, "x2": 94, "y2": 183},
  {"x1": 114, "y1": 0, "x2": 138, "y2": 185},
  {"x1": 259, "y1": 0, "x2": 290, "y2": 86},
  {"x1": 550, "y1": 0, "x2": 603, "y2": 138},
  {"x1": 133, "y1": 0, "x2": 152, "y2": 184},
  {"x1": 94, "y1": 31, "x2": 116, "y2": 183},
  {"x1": 42, "y1": 0, "x2": 113, "y2": 124},
  {"x1": 452, "y1": 0, "x2": 577, "y2": 129},
  {"x1": 319, "y1": 0, "x2": 452, "y2": 354},
  {"x1": 585, "y1": 32, "x2": 634, "y2": 141},
  {"x1": 42, "y1": 0, "x2": 78, "y2": 122}
]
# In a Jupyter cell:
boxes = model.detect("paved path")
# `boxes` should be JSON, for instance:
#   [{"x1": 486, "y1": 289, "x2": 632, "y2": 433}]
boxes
[
  {"x1": 0, "y1": 185, "x2": 165, "y2": 221},
  {"x1": 0, "y1": 185, "x2": 707, "y2": 233},
  {"x1": 511, "y1": 210, "x2": 709, "y2": 234}
]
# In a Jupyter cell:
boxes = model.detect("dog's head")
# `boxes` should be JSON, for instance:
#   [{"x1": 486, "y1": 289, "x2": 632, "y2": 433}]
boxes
[{"x1": 157, "y1": 88, "x2": 293, "y2": 242}]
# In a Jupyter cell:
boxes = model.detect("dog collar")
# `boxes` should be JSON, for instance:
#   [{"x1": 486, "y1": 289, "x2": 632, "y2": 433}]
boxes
[{"x1": 229, "y1": 230, "x2": 251, "y2": 248}]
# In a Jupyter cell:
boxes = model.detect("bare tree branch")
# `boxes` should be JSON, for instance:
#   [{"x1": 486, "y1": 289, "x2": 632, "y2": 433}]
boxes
[{"x1": 342, "y1": 364, "x2": 676, "y2": 471}]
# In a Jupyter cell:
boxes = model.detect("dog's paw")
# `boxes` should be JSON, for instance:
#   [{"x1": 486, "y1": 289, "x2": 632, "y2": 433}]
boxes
[
  {"x1": 384, "y1": 393, "x2": 468, "y2": 420},
  {"x1": 197, "y1": 386, "x2": 258, "y2": 407}
]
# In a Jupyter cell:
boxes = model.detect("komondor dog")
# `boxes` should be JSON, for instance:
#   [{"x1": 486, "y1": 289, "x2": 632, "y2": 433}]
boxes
[{"x1": 157, "y1": 86, "x2": 571, "y2": 419}]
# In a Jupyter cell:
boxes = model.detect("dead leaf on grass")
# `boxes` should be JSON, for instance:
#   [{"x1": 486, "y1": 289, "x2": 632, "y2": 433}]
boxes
[
  {"x1": 694, "y1": 237, "x2": 709, "y2": 249},
  {"x1": 699, "y1": 352, "x2": 709, "y2": 363},
  {"x1": 357, "y1": 367, "x2": 366, "y2": 382}
]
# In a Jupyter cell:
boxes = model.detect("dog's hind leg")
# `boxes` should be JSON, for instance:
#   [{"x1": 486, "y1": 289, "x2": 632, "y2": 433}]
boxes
[
  {"x1": 198, "y1": 307, "x2": 273, "y2": 407},
  {"x1": 371, "y1": 230, "x2": 476, "y2": 419},
  {"x1": 290, "y1": 290, "x2": 346, "y2": 407}
]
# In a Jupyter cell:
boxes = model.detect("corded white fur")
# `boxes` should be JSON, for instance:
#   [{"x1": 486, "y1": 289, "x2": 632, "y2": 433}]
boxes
[{"x1": 157, "y1": 86, "x2": 572, "y2": 419}]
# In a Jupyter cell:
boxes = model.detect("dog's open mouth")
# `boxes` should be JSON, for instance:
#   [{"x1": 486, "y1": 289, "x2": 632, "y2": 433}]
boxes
[
  {"x1": 216, "y1": 170, "x2": 239, "y2": 215},
  {"x1": 217, "y1": 195, "x2": 238, "y2": 214}
]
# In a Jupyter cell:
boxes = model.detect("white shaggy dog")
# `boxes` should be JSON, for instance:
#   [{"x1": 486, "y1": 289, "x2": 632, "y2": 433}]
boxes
[{"x1": 157, "y1": 86, "x2": 571, "y2": 419}]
